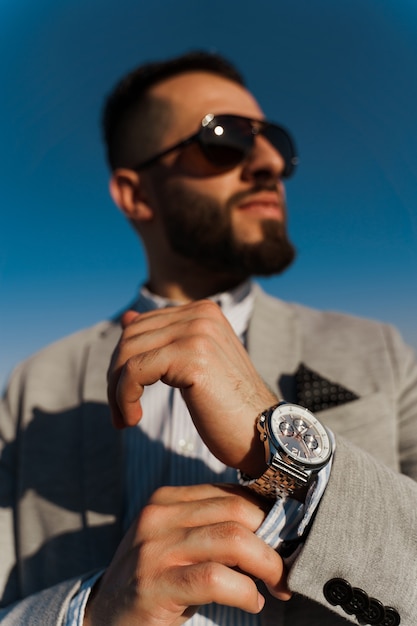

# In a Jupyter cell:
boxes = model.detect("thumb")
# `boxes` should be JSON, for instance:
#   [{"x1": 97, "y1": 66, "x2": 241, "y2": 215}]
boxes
[{"x1": 121, "y1": 310, "x2": 140, "y2": 328}]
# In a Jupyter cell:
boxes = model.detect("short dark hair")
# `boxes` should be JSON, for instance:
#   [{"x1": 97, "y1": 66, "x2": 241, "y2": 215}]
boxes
[{"x1": 102, "y1": 50, "x2": 246, "y2": 170}]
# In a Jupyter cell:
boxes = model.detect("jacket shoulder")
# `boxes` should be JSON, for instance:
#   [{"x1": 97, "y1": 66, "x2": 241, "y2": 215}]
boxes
[
  {"x1": 13, "y1": 320, "x2": 118, "y2": 377},
  {"x1": 253, "y1": 285, "x2": 401, "y2": 345},
  {"x1": 2, "y1": 320, "x2": 121, "y2": 420}
]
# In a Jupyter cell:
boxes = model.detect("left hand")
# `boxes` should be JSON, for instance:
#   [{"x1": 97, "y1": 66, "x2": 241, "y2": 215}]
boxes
[
  {"x1": 84, "y1": 484, "x2": 291, "y2": 626},
  {"x1": 107, "y1": 300, "x2": 277, "y2": 477}
]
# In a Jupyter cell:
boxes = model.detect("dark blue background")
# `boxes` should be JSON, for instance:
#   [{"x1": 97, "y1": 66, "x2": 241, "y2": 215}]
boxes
[{"x1": 1, "y1": 0, "x2": 417, "y2": 386}]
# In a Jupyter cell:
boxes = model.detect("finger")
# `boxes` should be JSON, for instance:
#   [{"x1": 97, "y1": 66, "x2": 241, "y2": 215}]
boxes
[
  {"x1": 118, "y1": 302, "x2": 241, "y2": 373},
  {"x1": 148, "y1": 484, "x2": 236, "y2": 504},
  {"x1": 108, "y1": 343, "x2": 183, "y2": 430},
  {"x1": 143, "y1": 497, "x2": 265, "y2": 535},
  {"x1": 148, "y1": 485, "x2": 270, "y2": 530},
  {"x1": 111, "y1": 339, "x2": 196, "y2": 428},
  {"x1": 165, "y1": 561, "x2": 265, "y2": 614},
  {"x1": 135, "y1": 498, "x2": 290, "y2": 602},
  {"x1": 121, "y1": 309, "x2": 141, "y2": 328},
  {"x1": 120, "y1": 300, "x2": 226, "y2": 340},
  {"x1": 175, "y1": 521, "x2": 290, "y2": 600},
  {"x1": 107, "y1": 309, "x2": 228, "y2": 428},
  {"x1": 107, "y1": 351, "x2": 144, "y2": 429},
  {"x1": 117, "y1": 303, "x2": 234, "y2": 364},
  {"x1": 106, "y1": 363, "x2": 128, "y2": 429},
  {"x1": 108, "y1": 318, "x2": 191, "y2": 428}
]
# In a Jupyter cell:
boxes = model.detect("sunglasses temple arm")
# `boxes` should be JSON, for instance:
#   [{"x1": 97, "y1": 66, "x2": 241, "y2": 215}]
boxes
[{"x1": 132, "y1": 133, "x2": 199, "y2": 172}]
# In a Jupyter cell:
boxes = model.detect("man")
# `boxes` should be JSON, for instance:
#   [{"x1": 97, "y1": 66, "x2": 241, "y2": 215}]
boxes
[{"x1": 1, "y1": 51, "x2": 416, "y2": 626}]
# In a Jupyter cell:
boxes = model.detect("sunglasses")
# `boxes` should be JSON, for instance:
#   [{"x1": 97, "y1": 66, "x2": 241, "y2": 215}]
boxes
[{"x1": 133, "y1": 113, "x2": 298, "y2": 178}]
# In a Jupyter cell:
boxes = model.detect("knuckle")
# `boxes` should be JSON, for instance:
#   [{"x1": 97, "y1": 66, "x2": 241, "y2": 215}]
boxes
[
  {"x1": 148, "y1": 485, "x2": 174, "y2": 504},
  {"x1": 225, "y1": 521, "x2": 247, "y2": 545},
  {"x1": 225, "y1": 494, "x2": 249, "y2": 521},
  {"x1": 117, "y1": 335, "x2": 134, "y2": 355},
  {"x1": 194, "y1": 299, "x2": 222, "y2": 316},
  {"x1": 125, "y1": 353, "x2": 144, "y2": 373},
  {"x1": 259, "y1": 542, "x2": 283, "y2": 577},
  {"x1": 186, "y1": 301, "x2": 224, "y2": 336},
  {"x1": 187, "y1": 316, "x2": 217, "y2": 340},
  {"x1": 194, "y1": 562, "x2": 223, "y2": 590},
  {"x1": 138, "y1": 502, "x2": 164, "y2": 532},
  {"x1": 211, "y1": 520, "x2": 246, "y2": 545}
]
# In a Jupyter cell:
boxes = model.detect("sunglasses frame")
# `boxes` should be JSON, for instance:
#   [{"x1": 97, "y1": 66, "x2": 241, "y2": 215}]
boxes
[{"x1": 131, "y1": 113, "x2": 298, "y2": 177}]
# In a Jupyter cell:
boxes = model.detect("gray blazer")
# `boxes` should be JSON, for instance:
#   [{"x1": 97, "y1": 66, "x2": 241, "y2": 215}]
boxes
[{"x1": 1, "y1": 286, "x2": 417, "y2": 625}]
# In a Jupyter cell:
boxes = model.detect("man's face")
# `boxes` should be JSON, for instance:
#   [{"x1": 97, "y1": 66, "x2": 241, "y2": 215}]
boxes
[{"x1": 141, "y1": 71, "x2": 296, "y2": 278}]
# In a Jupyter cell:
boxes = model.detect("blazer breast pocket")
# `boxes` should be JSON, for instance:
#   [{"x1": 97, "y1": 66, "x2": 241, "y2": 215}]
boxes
[{"x1": 317, "y1": 392, "x2": 399, "y2": 471}]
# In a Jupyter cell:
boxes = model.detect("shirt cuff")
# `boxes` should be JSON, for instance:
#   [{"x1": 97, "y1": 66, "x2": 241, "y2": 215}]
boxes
[
  {"x1": 252, "y1": 429, "x2": 336, "y2": 564},
  {"x1": 64, "y1": 570, "x2": 104, "y2": 626}
]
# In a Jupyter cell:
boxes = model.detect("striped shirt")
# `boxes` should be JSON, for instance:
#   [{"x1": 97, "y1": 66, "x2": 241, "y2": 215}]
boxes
[{"x1": 65, "y1": 281, "x2": 332, "y2": 625}]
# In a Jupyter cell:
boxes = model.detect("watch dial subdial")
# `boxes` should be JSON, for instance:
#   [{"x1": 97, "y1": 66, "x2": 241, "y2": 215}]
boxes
[
  {"x1": 303, "y1": 433, "x2": 319, "y2": 450},
  {"x1": 279, "y1": 421, "x2": 295, "y2": 437},
  {"x1": 293, "y1": 418, "x2": 308, "y2": 434}
]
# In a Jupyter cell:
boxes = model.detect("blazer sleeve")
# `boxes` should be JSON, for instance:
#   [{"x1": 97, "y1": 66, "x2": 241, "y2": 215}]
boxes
[
  {"x1": 0, "y1": 578, "x2": 84, "y2": 626},
  {"x1": 288, "y1": 325, "x2": 417, "y2": 625}
]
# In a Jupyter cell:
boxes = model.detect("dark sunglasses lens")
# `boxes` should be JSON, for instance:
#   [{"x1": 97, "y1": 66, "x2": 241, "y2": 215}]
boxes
[
  {"x1": 198, "y1": 117, "x2": 253, "y2": 168},
  {"x1": 263, "y1": 125, "x2": 297, "y2": 177}
]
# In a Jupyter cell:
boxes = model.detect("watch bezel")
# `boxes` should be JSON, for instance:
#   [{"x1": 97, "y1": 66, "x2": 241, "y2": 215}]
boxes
[{"x1": 265, "y1": 403, "x2": 332, "y2": 470}]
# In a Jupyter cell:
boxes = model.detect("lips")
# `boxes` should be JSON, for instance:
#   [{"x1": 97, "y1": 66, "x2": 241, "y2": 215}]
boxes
[{"x1": 237, "y1": 193, "x2": 283, "y2": 218}]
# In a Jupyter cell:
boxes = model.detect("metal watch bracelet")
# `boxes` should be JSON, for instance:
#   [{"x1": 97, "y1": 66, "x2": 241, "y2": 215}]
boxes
[{"x1": 244, "y1": 456, "x2": 310, "y2": 500}]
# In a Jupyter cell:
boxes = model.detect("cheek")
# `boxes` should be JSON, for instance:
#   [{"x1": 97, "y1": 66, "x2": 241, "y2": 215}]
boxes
[
  {"x1": 231, "y1": 210, "x2": 266, "y2": 244},
  {"x1": 174, "y1": 177, "x2": 237, "y2": 217},
  {"x1": 174, "y1": 148, "x2": 242, "y2": 194}
]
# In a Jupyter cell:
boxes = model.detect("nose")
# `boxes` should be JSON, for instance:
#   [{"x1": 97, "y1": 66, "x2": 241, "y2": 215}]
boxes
[{"x1": 241, "y1": 134, "x2": 286, "y2": 183}]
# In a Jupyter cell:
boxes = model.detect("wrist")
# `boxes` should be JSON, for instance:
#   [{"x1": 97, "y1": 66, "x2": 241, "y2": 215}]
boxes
[
  {"x1": 238, "y1": 395, "x2": 279, "y2": 478},
  {"x1": 83, "y1": 576, "x2": 102, "y2": 626}
]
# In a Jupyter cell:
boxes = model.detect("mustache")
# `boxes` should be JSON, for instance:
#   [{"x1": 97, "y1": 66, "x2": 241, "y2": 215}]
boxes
[{"x1": 226, "y1": 183, "x2": 284, "y2": 210}]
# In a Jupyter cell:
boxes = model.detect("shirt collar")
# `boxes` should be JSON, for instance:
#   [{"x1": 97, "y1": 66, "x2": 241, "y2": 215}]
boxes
[{"x1": 133, "y1": 280, "x2": 255, "y2": 339}]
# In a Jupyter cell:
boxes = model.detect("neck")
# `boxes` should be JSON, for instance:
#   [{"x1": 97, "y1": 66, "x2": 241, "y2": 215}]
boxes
[
  {"x1": 147, "y1": 262, "x2": 248, "y2": 303},
  {"x1": 142, "y1": 235, "x2": 250, "y2": 302}
]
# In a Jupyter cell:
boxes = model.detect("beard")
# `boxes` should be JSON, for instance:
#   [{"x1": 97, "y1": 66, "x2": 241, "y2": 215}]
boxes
[{"x1": 154, "y1": 179, "x2": 296, "y2": 279}]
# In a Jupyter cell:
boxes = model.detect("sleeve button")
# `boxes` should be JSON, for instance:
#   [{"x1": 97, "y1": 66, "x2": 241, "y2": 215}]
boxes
[
  {"x1": 357, "y1": 597, "x2": 386, "y2": 625},
  {"x1": 380, "y1": 607, "x2": 401, "y2": 626},
  {"x1": 341, "y1": 587, "x2": 369, "y2": 615},
  {"x1": 323, "y1": 578, "x2": 353, "y2": 606}
]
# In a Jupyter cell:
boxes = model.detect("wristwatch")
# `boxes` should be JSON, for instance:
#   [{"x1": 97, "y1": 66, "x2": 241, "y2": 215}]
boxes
[{"x1": 242, "y1": 401, "x2": 333, "y2": 502}]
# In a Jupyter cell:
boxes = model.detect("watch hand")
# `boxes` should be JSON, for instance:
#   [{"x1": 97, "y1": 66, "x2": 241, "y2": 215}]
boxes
[{"x1": 298, "y1": 435, "x2": 312, "y2": 458}]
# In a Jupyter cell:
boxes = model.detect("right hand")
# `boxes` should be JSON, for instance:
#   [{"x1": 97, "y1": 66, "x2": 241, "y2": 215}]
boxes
[
  {"x1": 107, "y1": 301, "x2": 278, "y2": 477},
  {"x1": 84, "y1": 484, "x2": 291, "y2": 626}
]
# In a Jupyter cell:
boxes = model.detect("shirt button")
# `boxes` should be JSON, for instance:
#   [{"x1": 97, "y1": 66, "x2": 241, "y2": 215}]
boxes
[{"x1": 179, "y1": 438, "x2": 195, "y2": 454}]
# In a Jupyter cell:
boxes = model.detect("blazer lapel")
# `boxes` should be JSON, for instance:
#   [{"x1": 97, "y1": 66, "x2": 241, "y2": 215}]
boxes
[
  {"x1": 248, "y1": 287, "x2": 300, "y2": 626},
  {"x1": 247, "y1": 287, "x2": 371, "y2": 626},
  {"x1": 80, "y1": 320, "x2": 124, "y2": 565},
  {"x1": 248, "y1": 285, "x2": 301, "y2": 399}
]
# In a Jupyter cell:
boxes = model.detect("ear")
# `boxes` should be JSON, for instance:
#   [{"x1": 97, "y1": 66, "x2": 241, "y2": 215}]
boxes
[{"x1": 109, "y1": 169, "x2": 154, "y2": 222}]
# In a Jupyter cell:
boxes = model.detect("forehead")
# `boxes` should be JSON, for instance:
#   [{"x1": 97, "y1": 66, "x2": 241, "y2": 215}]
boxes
[{"x1": 148, "y1": 71, "x2": 265, "y2": 137}]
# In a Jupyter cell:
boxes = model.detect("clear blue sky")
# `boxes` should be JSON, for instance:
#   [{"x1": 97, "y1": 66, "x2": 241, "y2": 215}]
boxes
[{"x1": 1, "y1": 0, "x2": 417, "y2": 388}]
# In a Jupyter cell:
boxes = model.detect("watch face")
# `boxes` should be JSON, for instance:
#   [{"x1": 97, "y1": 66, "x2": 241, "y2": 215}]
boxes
[{"x1": 269, "y1": 404, "x2": 332, "y2": 467}]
